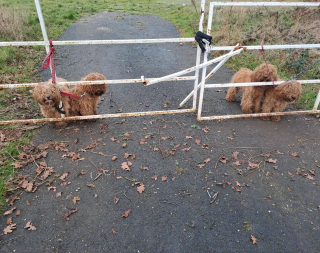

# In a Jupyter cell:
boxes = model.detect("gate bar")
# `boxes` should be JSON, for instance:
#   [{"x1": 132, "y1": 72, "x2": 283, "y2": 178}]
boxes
[
  {"x1": 0, "y1": 109, "x2": 195, "y2": 126},
  {"x1": 144, "y1": 49, "x2": 243, "y2": 86},
  {"x1": 0, "y1": 76, "x2": 196, "y2": 89},
  {"x1": 211, "y1": 2, "x2": 320, "y2": 7}
]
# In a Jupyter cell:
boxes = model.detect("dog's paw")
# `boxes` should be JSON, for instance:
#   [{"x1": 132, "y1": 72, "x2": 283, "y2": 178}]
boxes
[
  {"x1": 225, "y1": 96, "x2": 236, "y2": 102},
  {"x1": 271, "y1": 116, "x2": 281, "y2": 122}
]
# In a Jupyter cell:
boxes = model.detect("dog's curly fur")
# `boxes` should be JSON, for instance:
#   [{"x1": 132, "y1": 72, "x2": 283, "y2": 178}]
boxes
[
  {"x1": 69, "y1": 73, "x2": 107, "y2": 120},
  {"x1": 225, "y1": 63, "x2": 278, "y2": 113},
  {"x1": 261, "y1": 80, "x2": 302, "y2": 121},
  {"x1": 33, "y1": 78, "x2": 71, "y2": 128}
]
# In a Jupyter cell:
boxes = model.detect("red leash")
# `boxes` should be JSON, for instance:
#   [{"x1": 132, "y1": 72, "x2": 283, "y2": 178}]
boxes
[
  {"x1": 60, "y1": 91, "x2": 86, "y2": 98},
  {"x1": 259, "y1": 39, "x2": 275, "y2": 86},
  {"x1": 42, "y1": 41, "x2": 56, "y2": 84}
]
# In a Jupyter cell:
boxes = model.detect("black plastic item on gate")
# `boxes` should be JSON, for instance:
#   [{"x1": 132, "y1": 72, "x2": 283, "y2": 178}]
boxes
[{"x1": 195, "y1": 31, "x2": 212, "y2": 53}]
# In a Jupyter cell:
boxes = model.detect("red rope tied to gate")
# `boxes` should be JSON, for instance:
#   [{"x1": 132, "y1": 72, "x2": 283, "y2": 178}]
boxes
[
  {"x1": 258, "y1": 39, "x2": 275, "y2": 87},
  {"x1": 42, "y1": 41, "x2": 56, "y2": 84}
]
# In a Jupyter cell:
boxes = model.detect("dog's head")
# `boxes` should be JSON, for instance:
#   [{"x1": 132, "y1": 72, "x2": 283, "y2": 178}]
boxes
[
  {"x1": 252, "y1": 63, "x2": 278, "y2": 82},
  {"x1": 275, "y1": 80, "x2": 302, "y2": 103},
  {"x1": 33, "y1": 81, "x2": 61, "y2": 107},
  {"x1": 81, "y1": 73, "x2": 107, "y2": 96},
  {"x1": 33, "y1": 78, "x2": 67, "y2": 107}
]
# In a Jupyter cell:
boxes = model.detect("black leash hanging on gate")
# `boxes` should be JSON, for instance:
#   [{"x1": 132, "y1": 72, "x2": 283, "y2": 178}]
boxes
[{"x1": 195, "y1": 31, "x2": 212, "y2": 53}]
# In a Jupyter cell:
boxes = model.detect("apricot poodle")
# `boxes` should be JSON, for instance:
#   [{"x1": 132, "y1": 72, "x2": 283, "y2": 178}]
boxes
[
  {"x1": 69, "y1": 73, "x2": 107, "y2": 120},
  {"x1": 261, "y1": 80, "x2": 302, "y2": 121},
  {"x1": 225, "y1": 63, "x2": 278, "y2": 113},
  {"x1": 33, "y1": 78, "x2": 71, "y2": 128}
]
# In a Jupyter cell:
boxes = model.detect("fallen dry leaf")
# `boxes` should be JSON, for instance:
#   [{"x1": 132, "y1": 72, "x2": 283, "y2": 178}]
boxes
[
  {"x1": 56, "y1": 192, "x2": 62, "y2": 198},
  {"x1": 289, "y1": 152, "x2": 299, "y2": 157},
  {"x1": 305, "y1": 174, "x2": 315, "y2": 181},
  {"x1": 121, "y1": 161, "x2": 132, "y2": 171},
  {"x1": 232, "y1": 151, "x2": 239, "y2": 160},
  {"x1": 111, "y1": 156, "x2": 117, "y2": 161},
  {"x1": 201, "y1": 144, "x2": 209, "y2": 150},
  {"x1": 140, "y1": 166, "x2": 149, "y2": 171},
  {"x1": 202, "y1": 126, "x2": 210, "y2": 133},
  {"x1": 186, "y1": 136, "x2": 193, "y2": 139},
  {"x1": 16, "y1": 210, "x2": 20, "y2": 216},
  {"x1": 116, "y1": 176, "x2": 122, "y2": 180},
  {"x1": 122, "y1": 209, "x2": 131, "y2": 218},
  {"x1": 232, "y1": 161, "x2": 241, "y2": 166},
  {"x1": 6, "y1": 217, "x2": 12, "y2": 225},
  {"x1": 226, "y1": 181, "x2": 232, "y2": 186},
  {"x1": 62, "y1": 208, "x2": 78, "y2": 221},
  {"x1": 114, "y1": 197, "x2": 119, "y2": 204},
  {"x1": 26, "y1": 200, "x2": 30, "y2": 206},
  {"x1": 248, "y1": 162, "x2": 259, "y2": 169},
  {"x1": 47, "y1": 186, "x2": 57, "y2": 192},
  {"x1": 73, "y1": 196, "x2": 80, "y2": 204},
  {"x1": 151, "y1": 175, "x2": 158, "y2": 180},
  {"x1": 161, "y1": 176, "x2": 167, "y2": 181},
  {"x1": 219, "y1": 156, "x2": 229, "y2": 164},
  {"x1": 197, "y1": 164, "x2": 205, "y2": 169},
  {"x1": 251, "y1": 235, "x2": 257, "y2": 244},
  {"x1": 3, "y1": 223, "x2": 17, "y2": 235},
  {"x1": 137, "y1": 184, "x2": 145, "y2": 193},
  {"x1": 195, "y1": 139, "x2": 201, "y2": 145},
  {"x1": 24, "y1": 221, "x2": 36, "y2": 231},
  {"x1": 3, "y1": 207, "x2": 16, "y2": 216},
  {"x1": 204, "y1": 158, "x2": 211, "y2": 164},
  {"x1": 182, "y1": 147, "x2": 191, "y2": 152},
  {"x1": 267, "y1": 158, "x2": 277, "y2": 164},
  {"x1": 86, "y1": 184, "x2": 95, "y2": 188},
  {"x1": 309, "y1": 169, "x2": 315, "y2": 176},
  {"x1": 112, "y1": 229, "x2": 118, "y2": 234}
]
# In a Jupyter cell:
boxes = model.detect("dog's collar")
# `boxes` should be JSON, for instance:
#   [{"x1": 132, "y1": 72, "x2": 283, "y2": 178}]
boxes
[{"x1": 55, "y1": 100, "x2": 66, "y2": 116}]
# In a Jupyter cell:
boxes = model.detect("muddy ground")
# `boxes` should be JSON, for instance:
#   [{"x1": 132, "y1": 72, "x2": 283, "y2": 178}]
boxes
[{"x1": 1, "y1": 12, "x2": 320, "y2": 253}]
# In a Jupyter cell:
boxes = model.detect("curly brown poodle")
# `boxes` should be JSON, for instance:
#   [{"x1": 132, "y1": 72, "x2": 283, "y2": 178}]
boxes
[
  {"x1": 33, "y1": 78, "x2": 71, "y2": 128},
  {"x1": 261, "y1": 80, "x2": 302, "y2": 121},
  {"x1": 69, "y1": 73, "x2": 107, "y2": 120},
  {"x1": 225, "y1": 63, "x2": 278, "y2": 113}
]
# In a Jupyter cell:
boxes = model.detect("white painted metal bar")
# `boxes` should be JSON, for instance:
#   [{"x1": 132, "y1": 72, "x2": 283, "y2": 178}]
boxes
[
  {"x1": 145, "y1": 49, "x2": 243, "y2": 86},
  {"x1": 0, "y1": 109, "x2": 194, "y2": 126},
  {"x1": 192, "y1": 0, "x2": 206, "y2": 111},
  {"x1": 0, "y1": 38, "x2": 195, "y2": 47},
  {"x1": 313, "y1": 90, "x2": 320, "y2": 111},
  {"x1": 210, "y1": 44, "x2": 320, "y2": 51},
  {"x1": 211, "y1": 2, "x2": 320, "y2": 7},
  {"x1": 198, "y1": 110, "x2": 320, "y2": 121},
  {"x1": 0, "y1": 76, "x2": 196, "y2": 89},
  {"x1": 35, "y1": 0, "x2": 56, "y2": 80},
  {"x1": 197, "y1": 1, "x2": 215, "y2": 121},
  {"x1": 179, "y1": 44, "x2": 238, "y2": 108},
  {"x1": 205, "y1": 80, "x2": 320, "y2": 88}
]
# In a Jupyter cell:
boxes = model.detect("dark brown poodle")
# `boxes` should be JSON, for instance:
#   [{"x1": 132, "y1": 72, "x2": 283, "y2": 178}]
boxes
[
  {"x1": 261, "y1": 80, "x2": 302, "y2": 121},
  {"x1": 69, "y1": 73, "x2": 107, "y2": 120},
  {"x1": 226, "y1": 63, "x2": 278, "y2": 113}
]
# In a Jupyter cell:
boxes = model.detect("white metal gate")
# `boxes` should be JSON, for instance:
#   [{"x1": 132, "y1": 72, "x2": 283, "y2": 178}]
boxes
[{"x1": 0, "y1": 1, "x2": 320, "y2": 125}]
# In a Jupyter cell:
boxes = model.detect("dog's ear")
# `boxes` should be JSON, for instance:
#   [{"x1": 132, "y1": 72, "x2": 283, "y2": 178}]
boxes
[{"x1": 33, "y1": 85, "x2": 42, "y2": 104}]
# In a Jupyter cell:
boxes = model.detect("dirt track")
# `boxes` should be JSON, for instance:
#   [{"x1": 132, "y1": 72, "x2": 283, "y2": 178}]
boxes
[{"x1": 1, "y1": 12, "x2": 320, "y2": 253}]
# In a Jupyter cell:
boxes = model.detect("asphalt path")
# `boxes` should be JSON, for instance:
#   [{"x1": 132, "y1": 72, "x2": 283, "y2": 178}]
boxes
[{"x1": 1, "y1": 12, "x2": 320, "y2": 253}]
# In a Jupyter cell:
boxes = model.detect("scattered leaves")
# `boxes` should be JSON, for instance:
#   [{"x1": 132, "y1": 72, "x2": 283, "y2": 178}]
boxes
[
  {"x1": 62, "y1": 208, "x2": 78, "y2": 221},
  {"x1": 121, "y1": 161, "x2": 132, "y2": 171},
  {"x1": 251, "y1": 235, "x2": 257, "y2": 244},
  {"x1": 4, "y1": 207, "x2": 16, "y2": 216},
  {"x1": 267, "y1": 158, "x2": 277, "y2": 164},
  {"x1": 3, "y1": 224, "x2": 17, "y2": 235},
  {"x1": 232, "y1": 152, "x2": 239, "y2": 160},
  {"x1": 137, "y1": 184, "x2": 145, "y2": 193},
  {"x1": 73, "y1": 196, "x2": 80, "y2": 204},
  {"x1": 122, "y1": 209, "x2": 131, "y2": 218},
  {"x1": 24, "y1": 221, "x2": 37, "y2": 231}
]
